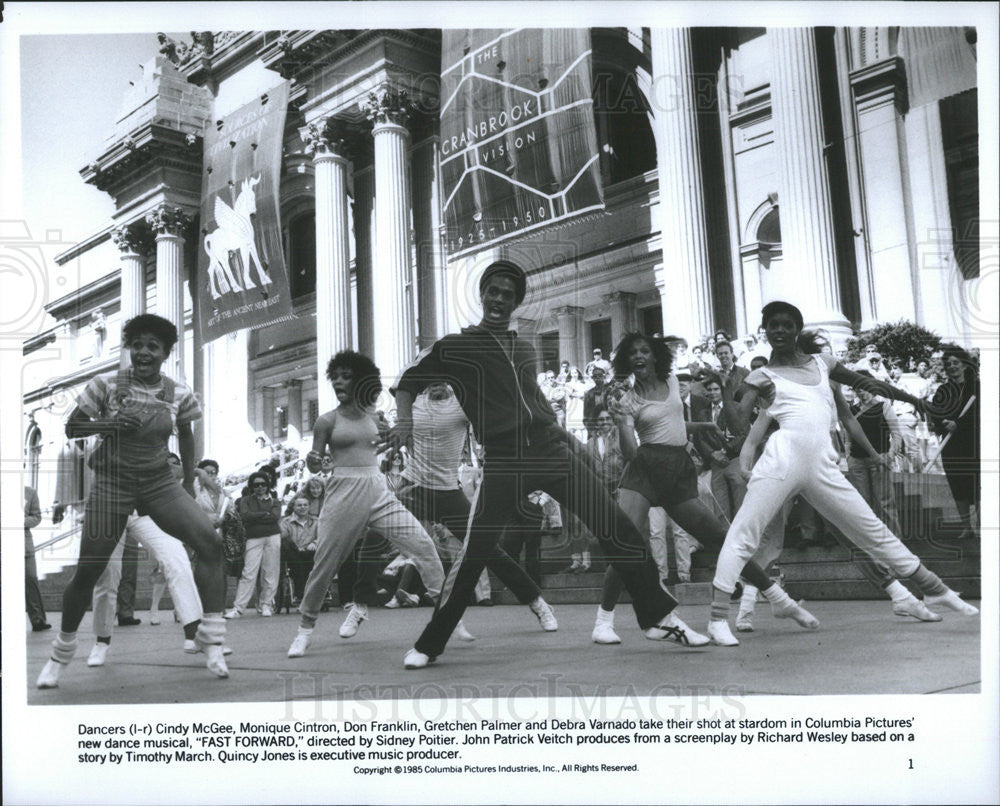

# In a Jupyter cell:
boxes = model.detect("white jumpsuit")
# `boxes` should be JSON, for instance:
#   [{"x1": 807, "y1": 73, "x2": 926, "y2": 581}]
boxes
[{"x1": 713, "y1": 356, "x2": 921, "y2": 593}]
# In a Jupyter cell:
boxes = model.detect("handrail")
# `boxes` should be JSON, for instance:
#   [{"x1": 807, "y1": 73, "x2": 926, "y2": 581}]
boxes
[{"x1": 32, "y1": 522, "x2": 83, "y2": 554}]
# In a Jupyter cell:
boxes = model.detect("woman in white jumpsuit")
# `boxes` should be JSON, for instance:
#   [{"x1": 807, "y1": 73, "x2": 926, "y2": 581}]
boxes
[{"x1": 709, "y1": 302, "x2": 978, "y2": 645}]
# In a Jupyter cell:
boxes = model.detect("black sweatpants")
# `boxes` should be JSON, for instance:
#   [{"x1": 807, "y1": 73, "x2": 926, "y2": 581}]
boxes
[
  {"x1": 414, "y1": 433, "x2": 677, "y2": 657},
  {"x1": 397, "y1": 482, "x2": 542, "y2": 604}
]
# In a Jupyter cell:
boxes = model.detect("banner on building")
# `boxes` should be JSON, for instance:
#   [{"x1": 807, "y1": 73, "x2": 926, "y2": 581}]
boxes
[
  {"x1": 440, "y1": 29, "x2": 604, "y2": 257},
  {"x1": 196, "y1": 81, "x2": 293, "y2": 342}
]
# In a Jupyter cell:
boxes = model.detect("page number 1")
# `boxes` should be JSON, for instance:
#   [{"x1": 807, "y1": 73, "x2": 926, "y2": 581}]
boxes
[{"x1": 908, "y1": 759, "x2": 914, "y2": 770}]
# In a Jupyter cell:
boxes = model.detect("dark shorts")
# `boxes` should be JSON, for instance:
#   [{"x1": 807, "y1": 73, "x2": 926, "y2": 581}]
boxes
[
  {"x1": 618, "y1": 444, "x2": 699, "y2": 509},
  {"x1": 395, "y1": 482, "x2": 471, "y2": 535}
]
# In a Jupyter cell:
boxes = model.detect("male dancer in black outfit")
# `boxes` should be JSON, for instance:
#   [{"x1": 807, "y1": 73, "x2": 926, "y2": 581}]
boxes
[{"x1": 387, "y1": 260, "x2": 709, "y2": 668}]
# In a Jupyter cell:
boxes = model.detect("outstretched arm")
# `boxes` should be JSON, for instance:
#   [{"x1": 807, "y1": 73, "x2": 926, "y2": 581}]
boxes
[{"x1": 825, "y1": 354, "x2": 923, "y2": 408}]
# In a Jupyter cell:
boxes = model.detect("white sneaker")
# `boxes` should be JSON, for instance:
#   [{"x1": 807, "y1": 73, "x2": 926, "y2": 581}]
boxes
[
  {"x1": 194, "y1": 638, "x2": 229, "y2": 678},
  {"x1": 149, "y1": 612, "x2": 161, "y2": 626},
  {"x1": 923, "y1": 591, "x2": 979, "y2": 616},
  {"x1": 37, "y1": 638, "x2": 76, "y2": 688},
  {"x1": 223, "y1": 608, "x2": 241, "y2": 619},
  {"x1": 771, "y1": 598, "x2": 820, "y2": 629},
  {"x1": 644, "y1": 612, "x2": 710, "y2": 646},
  {"x1": 185, "y1": 639, "x2": 232, "y2": 656},
  {"x1": 36, "y1": 659, "x2": 65, "y2": 689},
  {"x1": 403, "y1": 648, "x2": 434, "y2": 669},
  {"x1": 396, "y1": 590, "x2": 420, "y2": 608},
  {"x1": 339, "y1": 604, "x2": 368, "y2": 638},
  {"x1": 592, "y1": 621, "x2": 621, "y2": 645},
  {"x1": 892, "y1": 594, "x2": 942, "y2": 622},
  {"x1": 261, "y1": 605, "x2": 274, "y2": 617},
  {"x1": 529, "y1": 598, "x2": 558, "y2": 631},
  {"x1": 708, "y1": 620, "x2": 740, "y2": 646},
  {"x1": 384, "y1": 597, "x2": 401, "y2": 609},
  {"x1": 87, "y1": 643, "x2": 110, "y2": 667},
  {"x1": 735, "y1": 606, "x2": 755, "y2": 633},
  {"x1": 288, "y1": 630, "x2": 313, "y2": 658},
  {"x1": 454, "y1": 621, "x2": 477, "y2": 642}
]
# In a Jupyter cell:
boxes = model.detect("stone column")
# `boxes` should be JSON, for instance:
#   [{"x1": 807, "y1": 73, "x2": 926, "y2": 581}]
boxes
[
  {"x1": 849, "y1": 56, "x2": 917, "y2": 323},
  {"x1": 286, "y1": 379, "x2": 303, "y2": 447},
  {"x1": 554, "y1": 305, "x2": 584, "y2": 368},
  {"x1": 146, "y1": 204, "x2": 190, "y2": 381},
  {"x1": 110, "y1": 223, "x2": 148, "y2": 326},
  {"x1": 605, "y1": 291, "x2": 638, "y2": 346},
  {"x1": 649, "y1": 28, "x2": 714, "y2": 341},
  {"x1": 362, "y1": 86, "x2": 414, "y2": 388},
  {"x1": 768, "y1": 28, "x2": 851, "y2": 336},
  {"x1": 352, "y1": 165, "x2": 376, "y2": 358},
  {"x1": 412, "y1": 135, "x2": 448, "y2": 346},
  {"x1": 302, "y1": 118, "x2": 353, "y2": 414},
  {"x1": 262, "y1": 386, "x2": 276, "y2": 443}
]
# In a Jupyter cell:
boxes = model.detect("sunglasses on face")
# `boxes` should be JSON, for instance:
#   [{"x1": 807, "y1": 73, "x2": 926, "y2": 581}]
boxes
[{"x1": 252, "y1": 482, "x2": 268, "y2": 488}]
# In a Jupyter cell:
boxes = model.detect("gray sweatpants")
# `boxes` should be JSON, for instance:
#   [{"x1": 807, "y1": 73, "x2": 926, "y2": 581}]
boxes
[{"x1": 300, "y1": 468, "x2": 444, "y2": 622}]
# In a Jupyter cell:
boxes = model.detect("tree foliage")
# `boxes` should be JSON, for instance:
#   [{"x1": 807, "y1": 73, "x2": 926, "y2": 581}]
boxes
[{"x1": 846, "y1": 320, "x2": 942, "y2": 366}]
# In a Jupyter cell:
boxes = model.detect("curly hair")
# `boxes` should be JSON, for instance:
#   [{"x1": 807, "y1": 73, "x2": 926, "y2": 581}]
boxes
[
  {"x1": 246, "y1": 471, "x2": 271, "y2": 490},
  {"x1": 611, "y1": 333, "x2": 674, "y2": 382},
  {"x1": 122, "y1": 314, "x2": 178, "y2": 353},
  {"x1": 197, "y1": 459, "x2": 219, "y2": 473},
  {"x1": 326, "y1": 350, "x2": 383, "y2": 408}
]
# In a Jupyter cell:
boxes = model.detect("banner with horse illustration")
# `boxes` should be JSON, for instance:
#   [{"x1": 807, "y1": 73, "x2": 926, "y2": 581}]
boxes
[{"x1": 196, "y1": 81, "x2": 293, "y2": 342}]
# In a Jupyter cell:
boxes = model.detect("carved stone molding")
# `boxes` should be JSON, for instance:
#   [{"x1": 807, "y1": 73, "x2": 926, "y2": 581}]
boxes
[
  {"x1": 360, "y1": 86, "x2": 411, "y2": 129},
  {"x1": 145, "y1": 204, "x2": 192, "y2": 237}
]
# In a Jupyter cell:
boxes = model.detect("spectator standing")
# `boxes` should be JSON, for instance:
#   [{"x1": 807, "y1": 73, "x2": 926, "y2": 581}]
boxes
[
  {"x1": 24, "y1": 486, "x2": 51, "y2": 632},
  {"x1": 585, "y1": 348, "x2": 612, "y2": 381},
  {"x1": 227, "y1": 471, "x2": 282, "y2": 618}
]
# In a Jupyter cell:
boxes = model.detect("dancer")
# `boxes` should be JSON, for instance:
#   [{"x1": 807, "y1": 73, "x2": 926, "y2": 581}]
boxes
[
  {"x1": 592, "y1": 333, "x2": 814, "y2": 645},
  {"x1": 389, "y1": 260, "x2": 708, "y2": 670},
  {"x1": 733, "y1": 377, "x2": 941, "y2": 631},
  {"x1": 37, "y1": 314, "x2": 228, "y2": 688},
  {"x1": 709, "y1": 301, "x2": 977, "y2": 646},
  {"x1": 286, "y1": 351, "x2": 444, "y2": 658},
  {"x1": 84, "y1": 513, "x2": 232, "y2": 667},
  {"x1": 391, "y1": 381, "x2": 559, "y2": 640}
]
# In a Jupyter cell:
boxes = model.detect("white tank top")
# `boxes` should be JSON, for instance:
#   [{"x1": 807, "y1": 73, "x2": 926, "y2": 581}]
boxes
[{"x1": 760, "y1": 355, "x2": 836, "y2": 446}]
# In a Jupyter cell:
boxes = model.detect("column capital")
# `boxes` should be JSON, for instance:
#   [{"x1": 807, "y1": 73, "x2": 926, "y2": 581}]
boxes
[
  {"x1": 300, "y1": 116, "x2": 353, "y2": 160},
  {"x1": 360, "y1": 86, "x2": 412, "y2": 129},
  {"x1": 553, "y1": 305, "x2": 584, "y2": 318},
  {"x1": 603, "y1": 290, "x2": 636, "y2": 305},
  {"x1": 111, "y1": 222, "x2": 153, "y2": 256},
  {"x1": 145, "y1": 204, "x2": 192, "y2": 238}
]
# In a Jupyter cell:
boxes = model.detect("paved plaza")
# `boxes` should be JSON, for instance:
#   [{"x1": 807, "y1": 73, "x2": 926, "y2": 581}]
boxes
[{"x1": 24, "y1": 600, "x2": 981, "y2": 706}]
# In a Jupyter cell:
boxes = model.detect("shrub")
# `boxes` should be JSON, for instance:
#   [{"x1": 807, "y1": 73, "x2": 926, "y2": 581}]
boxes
[{"x1": 846, "y1": 320, "x2": 942, "y2": 367}]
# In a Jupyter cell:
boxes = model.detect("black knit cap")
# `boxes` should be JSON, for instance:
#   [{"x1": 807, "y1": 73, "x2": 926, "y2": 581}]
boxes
[
  {"x1": 761, "y1": 300, "x2": 804, "y2": 330},
  {"x1": 479, "y1": 260, "x2": 527, "y2": 306}
]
